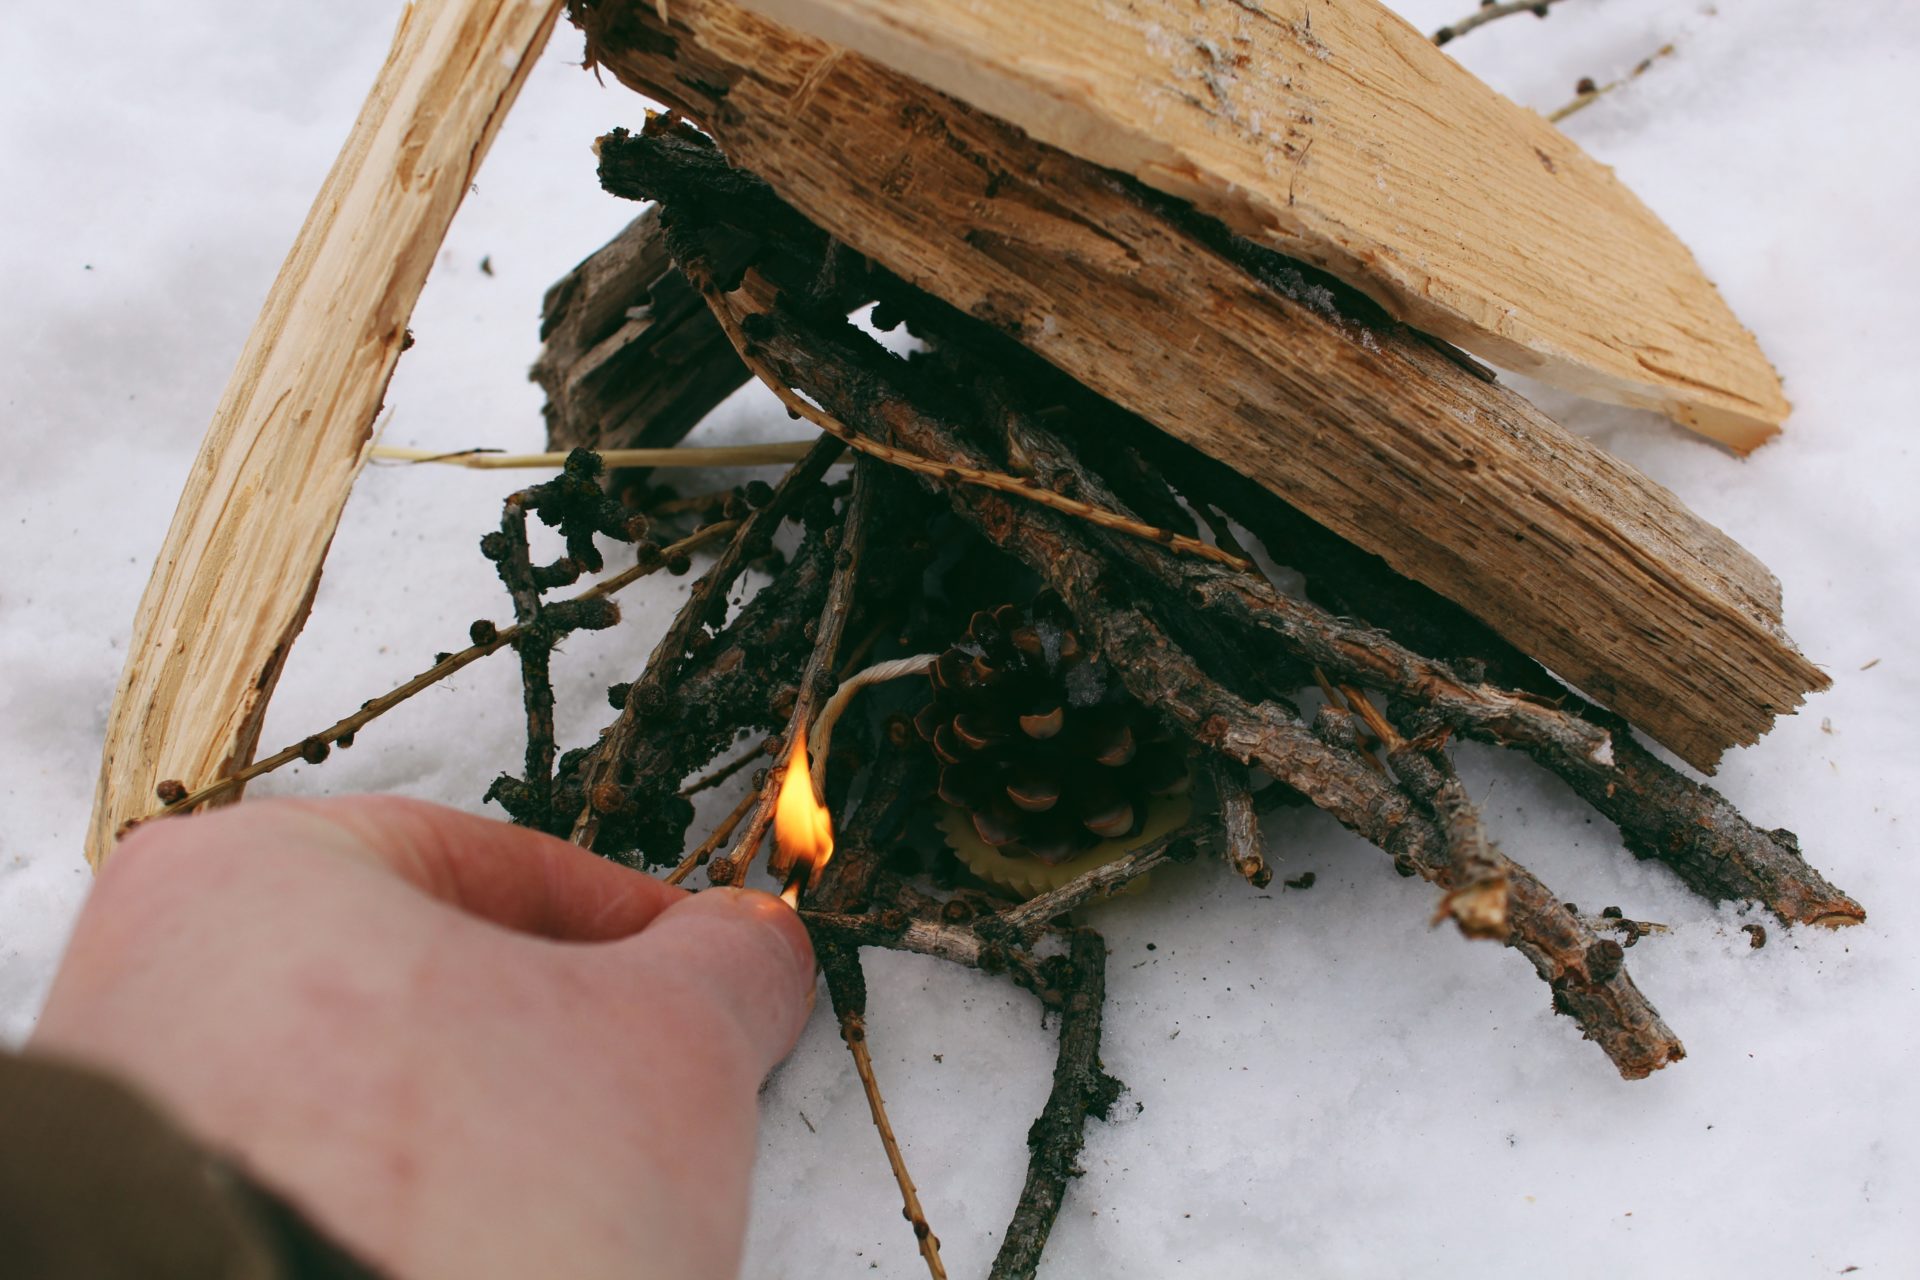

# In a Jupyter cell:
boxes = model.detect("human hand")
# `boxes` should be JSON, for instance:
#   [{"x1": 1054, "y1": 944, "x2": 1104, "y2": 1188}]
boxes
[{"x1": 32, "y1": 795, "x2": 815, "y2": 1280}]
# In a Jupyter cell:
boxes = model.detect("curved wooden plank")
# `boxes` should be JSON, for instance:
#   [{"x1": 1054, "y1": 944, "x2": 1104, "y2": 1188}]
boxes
[
  {"x1": 735, "y1": 0, "x2": 1789, "y2": 451},
  {"x1": 86, "y1": 0, "x2": 565, "y2": 868}
]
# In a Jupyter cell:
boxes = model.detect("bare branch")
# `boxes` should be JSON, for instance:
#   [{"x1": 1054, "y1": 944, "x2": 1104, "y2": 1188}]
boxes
[
  {"x1": 568, "y1": 436, "x2": 845, "y2": 849},
  {"x1": 990, "y1": 929, "x2": 1121, "y2": 1280},
  {"x1": 1550, "y1": 44, "x2": 1676, "y2": 123},
  {"x1": 1210, "y1": 757, "x2": 1271, "y2": 888},
  {"x1": 1434, "y1": 0, "x2": 1572, "y2": 47},
  {"x1": 131, "y1": 522, "x2": 736, "y2": 829},
  {"x1": 819, "y1": 941, "x2": 949, "y2": 1279}
]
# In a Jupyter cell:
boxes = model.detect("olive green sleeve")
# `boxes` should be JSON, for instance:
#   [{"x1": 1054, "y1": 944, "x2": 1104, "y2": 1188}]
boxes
[{"x1": 0, "y1": 1050, "x2": 382, "y2": 1279}]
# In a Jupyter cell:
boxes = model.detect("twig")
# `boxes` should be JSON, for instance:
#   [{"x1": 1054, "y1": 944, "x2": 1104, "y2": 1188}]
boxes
[
  {"x1": 819, "y1": 941, "x2": 949, "y2": 1280},
  {"x1": 1396, "y1": 768, "x2": 1681, "y2": 1072},
  {"x1": 1210, "y1": 757, "x2": 1271, "y2": 887},
  {"x1": 1550, "y1": 43, "x2": 1676, "y2": 123},
  {"x1": 1434, "y1": 0, "x2": 1572, "y2": 47},
  {"x1": 569, "y1": 436, "x2": 845, "y2": 849},
  {"x1": 725, "y1": 458, "x2": 874, "y2": 884},
  {"x1": 642, "y1": 486, "x2": 734, "y2": 518},
  {"x1": 800, "y1": 910, "x2": 1023, "y2": 977},
  {"x1": 665, "y1": 786, "x2": 756, "y2": 886},
  {"x1": 731, "y1": 277, "x2": 1246, "y2": 568},
  {"x1": 370, "y1": 441, "x2": 817, "y2": 469},
  {"x1": 1344, "y1": 689, "x2": 1510, "y2": 939},
  {"x1": 493, "y1": 500, "x2": 560, "y2": 818},
  {"x1": 951, "y1": 361, "x2": 1623, "y2": 784},
  {"x1": 988, "y1": 823, "x2": 1208, "y2": 947},
  {"x1": 132, "y1": 522, "x2": 736, "y2": 826},
  {"x1": 677, "y1": 743, "x2": 765, "y2": 797},
  {"x1": 989, "y1": 929, "x2": 1121, "y2": 1280},
  {"x1": 482, "y1": 451, "x2": 661, "y2": 829}
]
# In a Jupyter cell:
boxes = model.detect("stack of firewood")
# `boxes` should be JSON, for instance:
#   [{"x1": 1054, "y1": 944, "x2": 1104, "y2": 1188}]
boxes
[{"x1": 90, "y1": 2, "x2": 1860, "y2": 1275}]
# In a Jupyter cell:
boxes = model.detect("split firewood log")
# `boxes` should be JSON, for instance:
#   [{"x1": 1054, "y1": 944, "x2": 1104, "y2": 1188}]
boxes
[
  {"x1": 731, "y1": 0, "x2": 1790, "y2": 451},
  {"x1": 565, "y1": 0, "x2": 1826, "y2": 771}
]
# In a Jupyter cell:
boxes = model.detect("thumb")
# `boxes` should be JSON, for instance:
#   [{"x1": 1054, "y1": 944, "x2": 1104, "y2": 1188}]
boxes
[{"x1": 619, "y1": 888, "x2": 818, "y2": 1076}]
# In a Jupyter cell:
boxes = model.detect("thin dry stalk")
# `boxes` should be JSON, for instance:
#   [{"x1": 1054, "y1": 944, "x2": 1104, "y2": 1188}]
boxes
[
  {"x1": 841, "y1": 1013, "x2": 947, "y2": 1279},
  {"x1": 818, "y1": 942, "x2": 948, "y2": 1279},
  {"x1": 370, "y1": 441, "x2": 815, "y2": 469},
  {"x1": 666, "y1": 787, "x2": 757, "y2": 886}
]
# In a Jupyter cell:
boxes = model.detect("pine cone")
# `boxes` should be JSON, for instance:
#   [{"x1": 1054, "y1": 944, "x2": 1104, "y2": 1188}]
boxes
[{"x1": 915, "y1": 593, "x2": 1189, "y2": 866}]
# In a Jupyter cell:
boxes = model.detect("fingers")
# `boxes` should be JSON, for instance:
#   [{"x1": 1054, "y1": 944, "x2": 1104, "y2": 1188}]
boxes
[
  {"x1": 307, "y1": 796, "x2": 690, "y2": 941},
  {"x1": 123, "y1": 796, "x2": 685, "y2": 943},
  {"x1": 612, "y1": 889, "x2": 818, "y2": 1077}
]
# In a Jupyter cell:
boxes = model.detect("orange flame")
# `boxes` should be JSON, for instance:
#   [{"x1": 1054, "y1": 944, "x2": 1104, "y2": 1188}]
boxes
[{"x1": 773, "y1": 732, "x2": 833, "y2": 900}]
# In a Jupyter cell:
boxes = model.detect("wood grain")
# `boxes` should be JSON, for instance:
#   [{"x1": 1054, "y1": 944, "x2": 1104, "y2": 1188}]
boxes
[
  {"x1": 572, "y1": 0, "x2": 1824, "y2": 770},
  {"x1": 532, "y1": 205, "x2": 746, "y2": 466},
  {"x1": 86, "y1": 0, "x2": 565, "y2": 868},
  {"x1": 734, "y1": 0, "x2": 1788, "y2": 452}
]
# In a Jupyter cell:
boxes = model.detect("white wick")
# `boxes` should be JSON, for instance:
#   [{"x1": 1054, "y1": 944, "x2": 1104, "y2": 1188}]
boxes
[{"x1": 807, "y1": 653, "x2": 941, "y2": 794}]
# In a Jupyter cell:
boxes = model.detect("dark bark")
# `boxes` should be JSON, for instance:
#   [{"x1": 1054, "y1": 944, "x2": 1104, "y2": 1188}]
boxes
[
  {"x1": 1210, "y1": 757, "x2": 1270, "y2": 888},
  {"x1": 564, "y1": 435, "x2": 845, "y2": 855},
  {"x1": 729, "y1": 456, "x2": 875, "y2": 885},
  {"x1": 533, "y1": 206, "x2": 750, "y2": 503},
  {"x1": 989, "y1": 929, "x2": 1122, "y2": 1280}
]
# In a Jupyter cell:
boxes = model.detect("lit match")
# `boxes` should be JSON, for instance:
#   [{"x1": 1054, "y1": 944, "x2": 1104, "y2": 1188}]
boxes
[{"x1": 772, "y1": 732, "x2": 833, "y2": 908}]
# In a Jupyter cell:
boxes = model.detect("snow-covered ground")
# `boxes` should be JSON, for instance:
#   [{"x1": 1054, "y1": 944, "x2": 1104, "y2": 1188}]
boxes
[{"x1": 3, "y1": 2, "x2": 1915, "y2": 1275}]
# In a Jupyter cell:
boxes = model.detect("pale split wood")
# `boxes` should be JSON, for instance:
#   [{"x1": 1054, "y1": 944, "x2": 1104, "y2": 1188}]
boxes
[
  {"x1": 573, "y1": 0, "x2": 1825, "y2": 771},
  {"x1": 733, "y1": 0, "x2": 1788, "y2": 452},
  {"x1": 85, "y1": 0, "x2": 565, "y2": 869},
  {"x1": 531, "y1": 204, "x2": 749, "y2": 459}
]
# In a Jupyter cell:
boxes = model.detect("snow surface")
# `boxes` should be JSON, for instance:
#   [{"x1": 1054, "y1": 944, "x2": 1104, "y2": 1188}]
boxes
[{"x1": 3, "y1": 2, "x2": 1917, "y2": 1275}]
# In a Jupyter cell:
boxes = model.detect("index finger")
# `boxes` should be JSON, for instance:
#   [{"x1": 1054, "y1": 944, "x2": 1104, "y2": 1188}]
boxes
[{"x1": 132, "y1": 795, "x2": 686, "y2": 943}]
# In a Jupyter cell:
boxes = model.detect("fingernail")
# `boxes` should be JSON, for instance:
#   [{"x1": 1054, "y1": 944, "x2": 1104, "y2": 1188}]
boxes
[
  {"x1": 655, "y1": 887, "x2": 816, "y2": 1012},
  {"x1": 701, "y1": 887, "x2": 816, "y2": 977}
]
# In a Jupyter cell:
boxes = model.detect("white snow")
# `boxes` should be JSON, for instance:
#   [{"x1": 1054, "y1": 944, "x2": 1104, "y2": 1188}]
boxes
[{"x1": 3, "y1": 1, "x2": 1917, "y2": 1276}]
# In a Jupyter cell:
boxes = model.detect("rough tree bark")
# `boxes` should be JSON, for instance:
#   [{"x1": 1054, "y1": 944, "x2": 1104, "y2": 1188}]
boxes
[{"x1": 532, "y1": 206, "x2": 747, "y2": 498}]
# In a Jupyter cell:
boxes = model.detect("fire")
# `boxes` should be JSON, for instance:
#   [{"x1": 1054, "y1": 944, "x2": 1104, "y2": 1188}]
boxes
[{"x1": 773, "y1": 732, "x2": 833, "y2": 905}]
